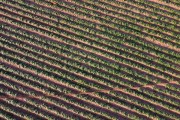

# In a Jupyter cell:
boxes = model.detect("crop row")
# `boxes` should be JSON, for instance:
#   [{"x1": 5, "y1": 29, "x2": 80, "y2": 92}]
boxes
[
  {"x1": 37, "y1": 0, "x2": 180, "y2": 49},
  {"x1": 1, "y1": 0, "x2": 180, "y2": 63},
  {"x1": 55, "y1": 0, "x2": 180, "y2": 41},
  {"x1": 121, "y1": 0, "x2": 180, "y2": 21},
  {"x1": 0, "y1": 8, "x2": 179, "y2": 82},
  {"x1": 1, "y1": 61, "x2": 179, "y2": 119},
  {"x1": 1, "y1": 1, "x2": 179, "y2": 74},
  {"x1": 73, "y1": 0, "x2": 180, "y2": 34},
  {"x1": 0, "y1": 63, "x2": 134, "y2": 119},
  {"x1": 0, "y1": 33, "x2": 179, "y2": 119},
  {"x1": 1, "y1": 28, "x2": 179, "y2": 109},
  {"x1": 1, "y1": 0, "x2": 180, "y2": 119},
  {"x1": 0, "y1": 22, "x2": 156, "y2": 87}
]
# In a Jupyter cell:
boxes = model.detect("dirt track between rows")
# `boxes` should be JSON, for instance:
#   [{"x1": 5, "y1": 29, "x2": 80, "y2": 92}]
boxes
[{"x1": 0, "y1": 80, "x2": 178, "y2": 100}]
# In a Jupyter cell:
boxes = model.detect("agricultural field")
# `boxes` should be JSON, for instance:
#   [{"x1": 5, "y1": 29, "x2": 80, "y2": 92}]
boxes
[{"x1": 0, "y1": 0, "x2": 180, "y2": 119}]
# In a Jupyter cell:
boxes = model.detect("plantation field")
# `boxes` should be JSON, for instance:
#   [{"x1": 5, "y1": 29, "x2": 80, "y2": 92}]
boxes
[{"x1": 0, "y1": 0, "x2": 180, "y2": 119}]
